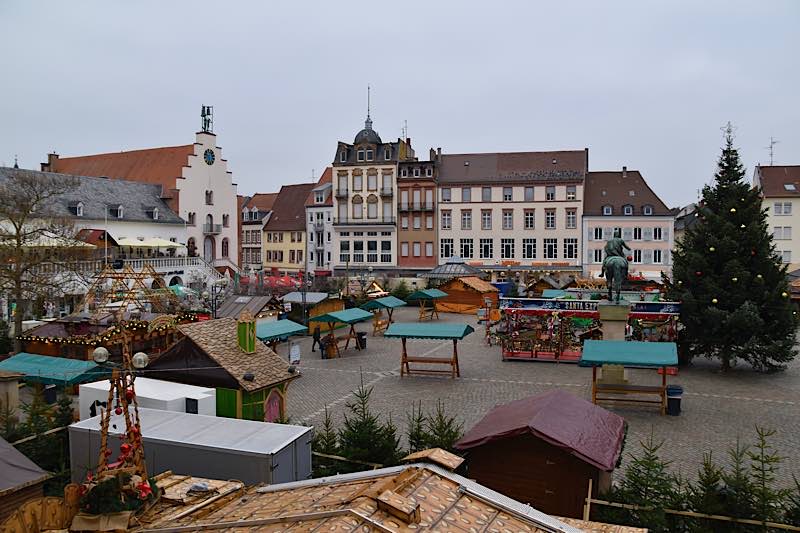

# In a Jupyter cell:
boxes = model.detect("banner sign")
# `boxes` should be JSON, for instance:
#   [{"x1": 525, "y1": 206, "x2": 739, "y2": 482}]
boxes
[{"x1": 500, "y1": 298, "x2": 680, "y2": 316}]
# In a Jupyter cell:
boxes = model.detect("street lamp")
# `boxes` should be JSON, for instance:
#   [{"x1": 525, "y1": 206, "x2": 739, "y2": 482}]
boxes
[{"x1": 202, "y1": 278, "x2": 228, "y2": 318}]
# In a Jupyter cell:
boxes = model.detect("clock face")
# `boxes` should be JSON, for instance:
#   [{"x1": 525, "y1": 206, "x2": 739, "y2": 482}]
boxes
[{"x1": 204, "y1": 149, "x2": 215, "y2": 165}]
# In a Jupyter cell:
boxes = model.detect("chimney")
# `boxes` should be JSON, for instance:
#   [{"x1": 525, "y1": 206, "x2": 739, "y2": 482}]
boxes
[
  {"x1": 41, "y1": 152, "x2": 59, "y2": 172},
  {"x1": 437, "y1": 147, "x2": 442, "y2": 161},
  {"x1": 237, "y1": 310, "x2": 256, "y2": 354},
  {"x1": 622, "y1": 166, "x2": 628, "y2": 178},
  {"x1": 429, "y1": 148, "x2": 436, "y2": 161},
  {"x1": 406, "y1": 137, "x2": 411, "y2": 146}
]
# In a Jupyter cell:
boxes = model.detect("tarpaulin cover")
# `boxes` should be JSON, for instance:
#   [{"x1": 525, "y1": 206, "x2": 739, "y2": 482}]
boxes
[
  {"x1": 384, "y1": 323, "x2": 475, "y2": 340},
  {"x1": 308, "y1": 308, "x2": 373, "y2": 324},
  {"x1": 580, "y1": 340, "x2": 678, "y2": 368},
  {"x1": 360, "y1": 296, "x2": 408, "y2": 311},
  {"x1": 406, "y1": 288, "x2": 448, "y2": 301},
  {"x1": 256, "y1": 319, "x2": 307, "y2": 342},
  {"x1": 454, "y1": 389, "x2": 625, "y2": 472},
  {"x1": 0, "y1": 353, "x2": 110, "y2": 386},
  {"x1": 0, "y1": 435, "x2": 49, "y2": 493}
]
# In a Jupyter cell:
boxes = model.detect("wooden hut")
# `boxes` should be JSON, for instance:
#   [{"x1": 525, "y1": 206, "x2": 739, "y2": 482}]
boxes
[
  {"x1": 437, "y1": 277, "x2": 499, "y2": 314},
  {"x1": 0, "y1": 436, "x2": 50, "y2": 523},
  {"x1": 454, "y1": 389, "x2": 626, "y2": 519}
]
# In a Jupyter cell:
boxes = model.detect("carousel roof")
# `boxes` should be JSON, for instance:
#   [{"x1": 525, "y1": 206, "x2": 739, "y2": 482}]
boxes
[{"x1": 419, "y1": 256, "x2": 488, "y2": 280}]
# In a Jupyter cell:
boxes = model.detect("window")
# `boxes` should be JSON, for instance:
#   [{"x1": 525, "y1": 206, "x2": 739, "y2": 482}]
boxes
[
  {"x1": 150, "y1": 208, "x2": 158, "y2": 220},
  {"x1": 461, "y1": 210, "x2": 472, "y2": 230},
  {"x1": 382, "y1": 173, "x2": 392, "y2": 191},
  {"x1": 267, "y1": 233, "x2": 272, "y2": 243},
  {"x1": 401, "y1": 242, "x2": 409, "y2": 256},
  {"x1": 502, "y1": 209, "x2": 513, "y2": 229},
  {"x1": 481, "y1": 209, "x2": 492, "y2": 230},
  {"x1": 426, "y1": 167, "x2": 433, "y2": 177},
  {"x1": 653, "y1": 249, "x2": 663, "y2": 264},
  {"x1": 353, "y1": 241, "x2": 364, "y2": 262},
  {"x1": 603, "y1": 205, "x2": 613, "y2": 216},
  {"x1": 412, "y1": 189, "x2": 421, "y2": 209},
  {"x1": 425, "y1": 189, "x2": 433, "y2": 209},
  {"x1": 242, "y1": 209, "x2": 248, "y2": 221},
  {"x1": 523, "y1": 209, "x2": 535, "y2": 229},
  {"x1": 524, "y1": 186, "x2": 534, "y2": 201},
  {"x1": 593, "y1": 227, "x2": 603, "y2": 240},
  {"x1": 112, "y1": 205, "x2": 124, "y2": 219},
  {"x1": 244, "y1": 231, "x2": 250, "y2": 244},
  {"x1": 315, "y1": 191, "x2": 324, "y2": 203},
  {"x1": 366, "y1": 150, "x2": 374, "y2": 161},
  {"x1": 367, "y1": 196, "x2": 378, "y2": 218},
  {"x1": 482, "y1": 187, "x2": 492, "y2": 202},
  {"x1": 566, "y1": 209, "x2": 576, "y2": 229},
  {"x1": 205, "y1": 191, "x2": 213, "y2": 205},
  {"x1": 352, "y1": 196, "x2": 363, "y2": 218},
  {"x1": 353, "y1": 175, "x2": 363, "y2": 191},
  {"x1": 479, "y1": 238, "x2": 493, "y2": 259},
  {"x1": 367, "y1": 174, "x2": 377, "y2": 190},
  {"x1": 367, "y1": 240, "x2": 378, "y2": 262},
  {"x1": 503, "y1": 187, "x2": 513, "y2": 201},
  {"x1": 544, "y1": 238, "x2": 557, "y2": 259},
  {"x1": 774, "y1": 202, "x2": 793, "y2": 215},
  {"x1": 222, "y1": 214, "x2": 228, "y2": 227},
  {"x1": 413, "y1": 215, "x2": 421, "y2": 229},
  {"x1": 523, "y1": 238, "x2": 536, "y2": 259},
  {"x1": 339, "y1": 241, "x2": 350, "y2": 263},
  {"x1": 441, "y1": 188, "x2": 451, "y2": 202},
  {"x1": 774, "y1": 226, "x2": 792, "y2": 240},
  {"x1": 401, "y1": 168, "x2": 408, "y2": 177},
  {"x1": 401, "y1": 216, "x2": 409, "y2": 229},
  {"x1": 643, "y1": 205, "x2": 653, "y2": 216},
  {"x1": 633, "y1": 227, "x2": 642, "y2": 240},
  {"x1": 440, "y1": 238, "x2": 454, "y2": 259},
  {"x1": 461, "y1": 187, "x2": 471, "y2": 202},
  {"x1": 357, "y1": 150, "x2": 365, "y2": 162},
  {"x1": 460, "y1": 238, "x2": 473, "y2": 259},
  {"x1": 501, "y1": 238, "x2": 515, "y2": 259},
  {"x1": 411, "y1": 242, "x2": 420, "y2": 256},
  {"x1": 340, "y1": 150, "x2": 347, "y2": 162},
  {"x1": 593, "y1": 249, "x2": 603, "y2": 263},
  {"x1": 781, "y1": 250, "x2": 792, "y2": 263},
  {"x1": 653, "y1": 227, "x2": 663, "y2": 241},
  {"x1": 384, "y1": 147, "x2": 391, "y2": 160},
  {"x1": 400, "y1": 190, "x2": 409, "y2": 210},
  {"x1": 413, "y1": 167, "x2": 420, "y2": 177},
  {"x1": 633, "y1": 249, "x2": 642, "y2": 263},
  {"x1": 251, "y1": 208, "x2": 259, "y2": 220},
  {"x1": 441, "y1": 210, "x2": 452, "y2": 229},
  {"x1": 327, "y1": 232, "x2": 331, "y2": 242},
  {"x1": 289, "y1": 250, "x2": 295, "y2": 263},
  {"x1": 425, "y1": 242, "x2": 434, "y2": 256},
  {"x1": 426, "y1": 215, "x2": 433, "y2": 229},
  {"x1": 381, "y1": 241, "x2": 391, "y2": 262},
  {"x1": 566, "y1": 185, "x2": 576, "y2": 200},
  {"x1": 564, "y1": 238, "x2": 577, "y2": 259},
  {"x1": 546, "y1": 186, "x2": 555, "y2": 201},
  {"x1": 338, "y1": 174, "x2": 348, "y2": 193},
  {"x1": 623, "y1": 204, "x2": 633, "y2": 216},
  {"x1": 75, "y1": 202, "x2": 84, "y2": 217},
  {"x1": 545, "y1": 209, "x2": 556, "y2": 229}
]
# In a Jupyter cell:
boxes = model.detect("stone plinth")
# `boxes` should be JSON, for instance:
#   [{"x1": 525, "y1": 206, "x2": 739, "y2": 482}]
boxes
[{"x1": 598, "y1": 301, "x2": 630, "y2": 341}]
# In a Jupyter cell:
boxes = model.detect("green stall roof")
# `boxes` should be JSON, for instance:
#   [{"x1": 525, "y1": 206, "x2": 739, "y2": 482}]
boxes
[
  {"x1": 0, "y1": 353, "x2": 111, "y2": 386},
  {"x1": 256, "y1": 319, "x2": 308, "y2": 342},
  {"x1": 579, "y1": 340, "x2": 678, "y2": 368},
  {"x1": 406, "y1": 288, "x2": 448, "y2": 301},
  {"x1": 308, "y1": 308, "x2": 374, "y2": 325},
  {"x1": 360, "y1": 296, "x2": 408, "y2": 311},
  {"x1": 384, "y1": 323, "x2": 475, "y2": 340}
]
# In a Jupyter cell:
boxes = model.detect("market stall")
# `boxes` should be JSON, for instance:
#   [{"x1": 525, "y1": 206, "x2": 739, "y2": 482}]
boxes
[
  {"x1": 579, "y1": 339, "x2": 679, "y2": 415},
  {"x1": 309, "y1": 308, "x2": 373, "y2": 358},
  {"x1": 406, "y1": 289, "x2": 448, "y2": 321},
  {"x1": 436, "y1": 277, "x2": 499, "y2": 315},
  {"x1": 255, "y1": 319, "x2": 308, "y2": 352},
  {"x1": 360, "y1": 296, "x2": 408, "y2": 335},
  {"x1": 384, "y1": 323, "x2": 474, "y2": 378}
]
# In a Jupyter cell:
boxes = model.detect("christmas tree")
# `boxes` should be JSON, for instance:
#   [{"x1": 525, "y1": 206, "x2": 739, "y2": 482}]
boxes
[{"x1": 667, "y1": 123, "x2": 796, "y2": 371}]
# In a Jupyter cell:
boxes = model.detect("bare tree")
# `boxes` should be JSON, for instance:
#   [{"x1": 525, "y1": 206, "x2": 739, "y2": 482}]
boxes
[{"x1": 0, "y1": 168, "x2": 86, "y2": 351}]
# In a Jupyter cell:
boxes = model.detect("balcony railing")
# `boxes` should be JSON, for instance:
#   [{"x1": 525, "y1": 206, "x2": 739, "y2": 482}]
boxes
[
  {"x1": 29, "y1": 256, "x2": 224, "y2": 280},
  {"x1": 313, "y1": 221, "x2": 325, "y2": 231},
  {"x1": 335, "y1": 188, "x2": 349, "y2": 198},
  {"x1": 333, "y1": 216, "x2": 396, "y2": 226},
  {"x1": 380, "y1": 187, "x2": 393, "y2": 197},
  {"x1": 315, "y1": 241, "x2": 325, "y2": 250},
  {"x1": 203, "y1": 223, "x2": 223, "y2": 234},
  {"x1": 398, "y1": 203, "x2": 435, "y2": 212}
]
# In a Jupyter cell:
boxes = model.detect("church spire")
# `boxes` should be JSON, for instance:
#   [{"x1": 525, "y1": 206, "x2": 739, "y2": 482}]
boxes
[{"x1": 364, "y1": 85, "x2": 373, "y2": 130}]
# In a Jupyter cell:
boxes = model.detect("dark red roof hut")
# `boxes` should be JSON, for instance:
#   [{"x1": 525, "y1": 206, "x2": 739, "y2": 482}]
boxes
[{"x1": 454, "y1": 389, "x2": 626, "y2": 519}]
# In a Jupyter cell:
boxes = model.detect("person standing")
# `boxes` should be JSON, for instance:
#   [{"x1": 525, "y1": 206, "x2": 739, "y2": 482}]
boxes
[{"x1": 311, "y1": 325, "x2": 322, "y2": 352}]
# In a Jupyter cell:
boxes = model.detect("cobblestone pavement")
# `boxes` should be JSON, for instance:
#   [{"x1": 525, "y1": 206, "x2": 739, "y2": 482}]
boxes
[{"x1": 284, "y1": 307, "x2": 800, "y2": 485}]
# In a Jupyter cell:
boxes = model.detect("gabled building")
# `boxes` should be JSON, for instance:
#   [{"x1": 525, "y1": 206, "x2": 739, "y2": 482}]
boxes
[
  {"x1": 397, "y1": 151, "x2": 439, "y2": 272},
  {"x1": 304, "y1": 167, "x2": 334, "y2": 277},
  {"x1": 437, "y1": 149, "x2": 587, "y2": 283},
  {"x1": 41, "y1": 108, "x2": 239, "y2": 270},
  {"x1": 582, "y1": 167, "x2": 674, "y2": 280},
  {"x1": 240, "y1": 193, "x2": 278, "y2": 272},
  {"x1": 263, "y1": 183, "x2": 315, "y2": 275},
  {"x1": 754, "y1": 164, "x2": 800, "y2": 269},
  {"x1": 332, "y1": 113, "x2": 415, "y2": 275}
]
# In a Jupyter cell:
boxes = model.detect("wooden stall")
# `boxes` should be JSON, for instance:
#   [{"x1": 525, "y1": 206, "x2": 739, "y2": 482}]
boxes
[
  {"x1": 384, "y1": 323, "x2": 474, "y2": 378},
  {"x1": 436, "y1": 277, "x2": 499, "y2": 315},
  {"x1": 309, "y1": 308, "x2": 373, "y2": 358},
  {"x1": 255, "y1": 319, "x2": 308, "y2": 352},
  {"x1": 406, "y1": 289, "x2": 448, "y2": 321},
  {"x1": 360, "y1": 296, "x2": 407, "y2": 336},
  {"x1": 454, "y1": 390, "x2": 626, "y2": 519}
]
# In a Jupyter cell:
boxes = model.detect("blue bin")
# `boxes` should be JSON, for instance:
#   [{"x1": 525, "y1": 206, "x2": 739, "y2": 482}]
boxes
[{"x1": 666, "y1": 385, "x2": 683, "y2": 416}]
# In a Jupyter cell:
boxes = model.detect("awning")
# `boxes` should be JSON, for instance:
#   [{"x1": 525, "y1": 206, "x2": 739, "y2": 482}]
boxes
[
  {"x1": 579, "y1": 340, "x2": 678, "y2": 368},
  {"x1": 0, "y1": 353, "x2": 111, "y2": 386},
  {"x1": 256, "y1": 319, "x2": 308, "y2": 342},
  {"x1": 139, "y1": 237, "x2": 185, "y2": 248},
  {"x1": 384, "y1": 323, "x2": 475, "y2": 340},
  {"x1": 360, "y1": 296, "x2": 408, "y2": 312},
  {"x1": 406, "y1": 289, "x2": 448, "y2": 301},
  {"x1": 309, "y1": 308, "x2": 374, "y2": 324}
]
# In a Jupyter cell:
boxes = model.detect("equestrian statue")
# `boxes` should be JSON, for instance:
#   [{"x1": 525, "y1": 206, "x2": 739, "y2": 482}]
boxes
[{"x1": 599, "y1": 228, "x2": 630, "y2": 303}]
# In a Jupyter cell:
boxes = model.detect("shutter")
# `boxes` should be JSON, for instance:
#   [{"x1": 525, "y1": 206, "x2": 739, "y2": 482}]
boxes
[
  {"x1": 603, "y1": 227, "x2": 613, "y2": 239},
  {"x1": 622, "y1": 227, "x2": 633, "y2": 240},
  {"x1": 663, "y1": 225, "x2": 670, "y2": 242},
  {"x1": 643, "y1": 227, "x2": 653, "y2": 241},
  {"x1": 643, "y1": 249, "x2": 653, "y2": 264},
  {"x1": 665, "y1": 249, "x2": 670, "y2": 265}
]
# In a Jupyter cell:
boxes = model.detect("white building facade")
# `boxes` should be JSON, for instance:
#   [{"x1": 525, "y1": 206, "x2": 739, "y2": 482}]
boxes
[
  {"x1": 306, "y1": 168, "x2": 334, "y2": 276},
  {"x1": 754, "y1": 165, "x2": 800, "y2": 270}
]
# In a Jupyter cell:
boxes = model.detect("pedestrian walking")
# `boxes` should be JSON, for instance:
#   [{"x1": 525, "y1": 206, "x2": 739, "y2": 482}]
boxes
[{"x1": 311, "y1": 325, "x2": 322, "y2": 352}]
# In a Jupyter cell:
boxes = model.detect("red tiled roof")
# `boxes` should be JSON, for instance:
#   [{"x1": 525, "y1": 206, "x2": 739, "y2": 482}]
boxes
[
  {"x1": 245, "y1": 192, "x2": 279, "y2": 211},
  {"x1": 50, "y1": 145, "x2": 194, "y2": 195},
  {"x1": 439, "y1": 150, "x2": 587, "y2": 184},
  {"x1": 305, "y1": 167, "x2": 333, "y2": 207},
  {"x1": 76, "y1": 229, "x2": 118, "y2": 247},
  {"x1": 584, "y1": 170, "x2": 671, "y2": 216},
  {"x1": 266, "y1": 182, "x2": 316, "y2": 231},
  {"x1": 756, "y1": 165, "x2": 800, "y2": 198}
]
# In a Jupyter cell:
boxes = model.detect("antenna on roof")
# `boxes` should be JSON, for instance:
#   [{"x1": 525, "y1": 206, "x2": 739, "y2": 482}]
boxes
[
  {"x1": 766, "y1": 136, "x2": 779, "y2": 166},
  {"x1": 311, "y1": 168, "x2": 315, "y2": 183},
  {"x1": 367, "y1": 85, "x2": 371, "y2": 120}
]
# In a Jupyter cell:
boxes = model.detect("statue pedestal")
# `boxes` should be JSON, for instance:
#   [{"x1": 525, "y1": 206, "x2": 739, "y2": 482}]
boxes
[{"x1": 598, "y1": 301, "x2": 630, "y2": 341}]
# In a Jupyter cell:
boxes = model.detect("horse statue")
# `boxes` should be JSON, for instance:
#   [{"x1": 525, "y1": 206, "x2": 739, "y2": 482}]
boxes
[{"x1": 599, "y1": 229, "x2": 631, "y2": 303}]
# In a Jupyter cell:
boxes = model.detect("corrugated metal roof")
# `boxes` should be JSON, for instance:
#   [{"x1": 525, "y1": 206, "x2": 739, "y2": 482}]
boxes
[{"x1": 282, "y1": 292, "x2": 329, "y2": 304}]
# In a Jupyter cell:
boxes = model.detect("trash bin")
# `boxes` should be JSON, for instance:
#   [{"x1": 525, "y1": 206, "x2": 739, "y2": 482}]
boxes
[
  {"x1": 357, "y1": 332, "x2": 367, "y2": 350},
  {"x1": 666, "y1": 385, "x2": 683, "y2": 416},
  {"x1": 44, "y1": 384, "x2": 58, "y2": 404},
  {"x1": 319, "y1": 339, "x2": 328, "y2": 359}
]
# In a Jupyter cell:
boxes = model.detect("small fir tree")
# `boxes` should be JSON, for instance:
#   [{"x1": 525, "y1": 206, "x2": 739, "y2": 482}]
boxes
[
  {"x1": 687, "y1": 453, "x2": 727, "y2": 532},
  {"x1": 313, "y1": 406, "x2": 339, "y2": 455},
  {"x1": 406, "y1": 401, "x2": 427, "y2": 454},
  {"x1": 391, "y1": 280, "x2": 411, "y2": 300},
  {"x1": 424, "y1": 400, "x2": 464, "y2": 452},
  {"x1": 785, "y1": 475, "x2": 800, "y2": 526},
  {"x1": 720, "y1": 436, "x2": 757, "y2": 530},
  {"x1": 666, "y1": 123, "x2": 796, "y2": 371},
  {"x1": 747, "y1": 426, "x2": 789, "y2": 524},
  {"x1": 337, "y1": 377, "x2": 402, "y2": 466}
]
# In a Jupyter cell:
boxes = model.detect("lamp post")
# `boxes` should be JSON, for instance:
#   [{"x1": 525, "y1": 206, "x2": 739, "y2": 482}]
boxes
[{"x1": 202, "y1": 278, "x2": 228, "y2": 319}]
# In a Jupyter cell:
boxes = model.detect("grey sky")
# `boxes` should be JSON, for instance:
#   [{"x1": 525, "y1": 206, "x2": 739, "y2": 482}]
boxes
[{"x1": 1, "y1": 1, "x2": 797, "y2": 207}]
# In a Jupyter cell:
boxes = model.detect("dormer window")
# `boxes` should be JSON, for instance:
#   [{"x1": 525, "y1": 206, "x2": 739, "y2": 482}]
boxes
[
  {"x1": 413, "y1": 168, "x2": 421, "y2": 177},
  {"x1": 150, "y1": 208, "x2": 159, "y2": 220},
  {"x1": 401, "y1": 168, "x2": 408, "y2": 177},
  {"x1": 340, "y1": 150, "x2": 347, "y2": 163},
  {"x1": 384, "y1": 147, "x2": 391, "y2": 160},
  {"x1": 70, "y1": 202, "x2": 84, "y2": 217},
  {"x1": 315, "y1": 191, "x2": 325, "y2": 203},
  {"x1": 366, "y1": 149, "x2": 374, "y2": 161},
  {"x1": 643, "y1": 205, "x2": 654, "y2": 216},
  {"x1": 252, "y1": 208, "x2": 259, "y2": 219},
  {"x1": 602, "y1": 205, "x2": 613, "y2": 216},
  {"x1": 425, "y1": 167, "x2": 433, "y2": 177},
  {"x1": 623, "y1": 204, "x2": 633, "y2": 216},
  {"x1": 242, "y1": 208, "x2": 249, "y2": 221},
  {"x1": 109, "y1": 205, "x2": 123, "y2": 219},
  {"x1": 205, "y1": 190, "x2": 213, "y2": 205},
  {"x1": 357, "y1": 150, "x2": 365, "y2": 162},
  {"x1": 188, "y1": 212, "x2": 196, "y2": 225}
]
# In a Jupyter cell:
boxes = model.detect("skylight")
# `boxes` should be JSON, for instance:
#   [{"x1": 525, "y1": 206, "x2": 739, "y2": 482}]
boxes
[{"x1": 784, "y1": 183, "x2": 796, "y2": 191}]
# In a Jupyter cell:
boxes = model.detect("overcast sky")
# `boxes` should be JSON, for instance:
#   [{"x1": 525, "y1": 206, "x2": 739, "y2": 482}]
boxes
[{"x1": 1, "y1": 1, "x2": 797, "y2": 207}]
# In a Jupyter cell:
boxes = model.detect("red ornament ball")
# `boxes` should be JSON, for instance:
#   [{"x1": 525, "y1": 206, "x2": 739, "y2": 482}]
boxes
[
  {"x1": 695, "y1": 271, "x2": 702, "y2": 276},
  {"x1": 626, "y1": 256, "x2": 633, "y2": 261},
  {"x1": 120, "y1": 443, "x2": 132, "y2": 454},
  {"x1": 125, "y1": 389, "x2": 134, "y2": 401},
  {"x1": 114, "y1": 407, "x2": 122, "y2": 415}
]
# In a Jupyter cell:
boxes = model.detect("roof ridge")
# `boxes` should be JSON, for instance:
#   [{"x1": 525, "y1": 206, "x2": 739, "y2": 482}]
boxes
[{"x1": 58, "y1": 144, "x2": 194, "y2": 159}]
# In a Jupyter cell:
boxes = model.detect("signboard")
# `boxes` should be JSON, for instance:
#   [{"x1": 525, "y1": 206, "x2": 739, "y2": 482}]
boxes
[
  {"x1": 283, "y1": 303, "x2": 292, "y2": 312},
  {"x1": 500, "y1": 297, "x2": 680, "y2": 317},
  {"x1": 289, "y1": 341, "x2": 301, "y2": 365}
]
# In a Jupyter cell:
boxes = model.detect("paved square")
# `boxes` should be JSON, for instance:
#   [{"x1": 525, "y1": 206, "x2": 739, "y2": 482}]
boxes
[{"x1": 285, "y1": 307, "x2": 800, "y2": 485}]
